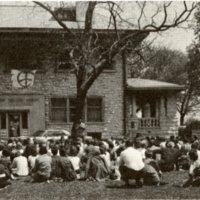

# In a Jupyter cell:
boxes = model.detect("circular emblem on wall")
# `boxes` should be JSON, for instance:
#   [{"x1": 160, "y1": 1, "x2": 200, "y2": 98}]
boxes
[{"x1": 17, "y1": 71, "x2": 35, "y2": 88}]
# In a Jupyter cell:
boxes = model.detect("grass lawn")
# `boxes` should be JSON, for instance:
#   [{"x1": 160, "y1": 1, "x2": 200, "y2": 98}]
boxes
[{"x1": 0, "y1": 171, "x2": 199, "y2": 200}]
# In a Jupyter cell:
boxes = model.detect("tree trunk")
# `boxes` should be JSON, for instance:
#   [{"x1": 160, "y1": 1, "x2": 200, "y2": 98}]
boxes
[
  {"x1": 71, "y1": 90, "x2": 87, "y2": 139},
  {"x1": 180, "y1": 113, "x2": 185, "y2": 126}
]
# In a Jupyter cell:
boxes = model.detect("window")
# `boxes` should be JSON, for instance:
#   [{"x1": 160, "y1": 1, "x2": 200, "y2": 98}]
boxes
[
  {"x1": 51, "y1": 98, "x2": 67, "y2": 122},
  {"x1": 4, "y1": 41, "x2": 41, "y2": 71},
  {"x1": 21, "y1": 112, "x2": 28, "y2": 129},
  {"x1": 57, "y1": 49, "x2": 73, "y2": 70},
  {"x1": 0, "y1": 113, "x2": 6, "y2": 129},
  {"x1": 69, "y1": 98, "x2": 76, "y2": 122},
  {"x1": 50, "y1": 97, "x2": 104, "y2": 123},
  {"x1": 87, "y1": 98, "x2": 103, "y2": 122},
  {"x1": 104, "y1": 60, "x2": 115, "y2": 70},
  {"x1": 54, "y1": 7, "x2": 76, "y2": 21}
]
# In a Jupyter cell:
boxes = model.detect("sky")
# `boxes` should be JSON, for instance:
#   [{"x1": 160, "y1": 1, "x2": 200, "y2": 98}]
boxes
[{"x1": 148, "y1": 27, "x2": 195, "y2": 53}]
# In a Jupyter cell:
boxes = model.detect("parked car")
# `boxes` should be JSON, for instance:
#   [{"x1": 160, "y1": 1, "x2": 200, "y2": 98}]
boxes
[{"x1": 32, "y1": 129, "x2": 70, "y2": 143}]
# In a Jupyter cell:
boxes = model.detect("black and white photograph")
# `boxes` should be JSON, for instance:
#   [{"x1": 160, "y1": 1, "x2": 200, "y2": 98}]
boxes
[{"x1": 0, "y1": 1, "x2": 199, "y2": 199}]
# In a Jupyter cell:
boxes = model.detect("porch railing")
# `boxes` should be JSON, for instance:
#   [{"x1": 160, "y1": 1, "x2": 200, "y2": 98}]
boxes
[{"x1": 138, "y1": 118, "x2": 160, "y2": 129}]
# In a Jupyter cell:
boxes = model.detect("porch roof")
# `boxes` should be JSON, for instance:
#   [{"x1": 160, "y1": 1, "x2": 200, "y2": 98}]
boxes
[{"x1": 127, "y1": 78, "x2": 184, "y2": 91}]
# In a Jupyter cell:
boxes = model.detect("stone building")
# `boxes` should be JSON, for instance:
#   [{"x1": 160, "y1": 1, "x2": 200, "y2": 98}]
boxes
[{"x1": 0, "y1": 2, "x2": 183, "y2": 139}]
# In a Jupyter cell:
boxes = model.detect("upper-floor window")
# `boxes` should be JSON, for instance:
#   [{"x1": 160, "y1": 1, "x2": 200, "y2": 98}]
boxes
[
  {"x1": 1, "y1": 40, "x2": 42, "y2": 72},
  {"x1": 104, "y1": 60, "x2": 115, "y2": 70},
  {"x1": 56, "y1": 48, "x2": 73, "y2": 70},
  {"x1": 54, "y1": 7, "x2": 76, "y2": 21}
]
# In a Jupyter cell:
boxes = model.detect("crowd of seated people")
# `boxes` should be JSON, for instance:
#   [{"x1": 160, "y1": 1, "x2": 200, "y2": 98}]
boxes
[{"x1": 0, "y1": 133, "x2": 200, "y2": 189}]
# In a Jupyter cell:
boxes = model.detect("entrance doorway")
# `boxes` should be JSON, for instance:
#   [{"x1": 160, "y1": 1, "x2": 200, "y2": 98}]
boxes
[{"x1": 8, "y1": 113, "x2": 20, "y2": 137}]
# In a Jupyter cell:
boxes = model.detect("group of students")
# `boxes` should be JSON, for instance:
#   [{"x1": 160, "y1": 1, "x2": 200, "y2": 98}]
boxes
[{"x1": 0, "y1": 134, "x2": 200, "y2": 189}]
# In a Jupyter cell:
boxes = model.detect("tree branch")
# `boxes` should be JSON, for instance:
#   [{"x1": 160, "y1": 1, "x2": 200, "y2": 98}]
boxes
[
  {"x1": 84, "y1": 1, "x2": 97, "y2": 33},
  {"x1": 143, "y1": 1, "x2": 196, "y2": 32}
]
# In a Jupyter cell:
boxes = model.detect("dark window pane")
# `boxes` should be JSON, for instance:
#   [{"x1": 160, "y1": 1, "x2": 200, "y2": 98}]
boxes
[
  {"x1": 51, "y1": 98, "x2": 66, "y2": 107},
  {"x1": 54, "y1": 7, "x2": 76, "y2": 21},
  {"x1": 104, "y1": 60, "x2": 114, "y2": 70},
  {"x1": 22, "y1": 112, "x2": 28, "y2": 129},
  {"x1": 51, "y1": 98, "x2": 67, "y2": 122},
  {"x1": 51, "y1": 108, "x2": 67, "y2": 122},
  {"x1": 87, "y1": 98, "x2": 102, "y2": 122},
  {"x1": 1, "y1": 113, "x2": 6, "y2": 129},
  {"x1": 69, "y1": 98, "x2": 76, "y2": 122}
]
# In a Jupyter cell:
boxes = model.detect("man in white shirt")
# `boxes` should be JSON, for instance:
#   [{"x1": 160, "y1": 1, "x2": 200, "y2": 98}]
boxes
[
  {"x1": 119, "y1": 139, "x2": 144, "y2": 187},
  {"x1": 12, "y1": 151, "x2": 29, "y2": 177}
]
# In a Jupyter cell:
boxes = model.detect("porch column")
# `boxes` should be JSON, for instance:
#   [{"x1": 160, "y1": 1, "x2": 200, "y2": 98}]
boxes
[
  {"x1": 132, "y1": 95, "x2": 137, "y2": 118},
  {"x1": 160, "y1": 96, "x2": 166, "y2": 131},
  {"x1": 130, "y1": 95, "x2": 139, "y2": 131}
]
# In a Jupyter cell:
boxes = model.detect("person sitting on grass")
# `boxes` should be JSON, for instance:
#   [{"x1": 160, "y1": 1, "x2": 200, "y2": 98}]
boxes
[
  {"x1": 50, "y1": 146, "x2": 61, "y2": 180},
  {"x1": 119, "y1": 139, "x2": 144, "y2": 188},
  {"x1": 59, "y1": 148, "x2": 77, "y2": 181},
  {"x1": 0, "y1": 163, "x2": 11, "y2": 190},
  {"x1": 0, "y1": 149, "x2": 12, "y2": 179},
  {"x1": 11, "y1": 150, "x2": 29, "y2": 177},
  {"x1": 157, "y1": 141, "x2": 180, "y2": 172},
  {"x1": 85, "y1": 146, "x2": 110, "y2": 182},
  {"x1": 142, "y1": 149, "x2": 161, "y2": 186},
  {"x1": 0, "y1": 143, "x2": 4, "y2": 159},
  {"x1": 183, "y1": 150, "x2": 200, "y2": 187},
  {"x1": 32, "y1": 146, "x2": 52, "y2": 182},
  {"x1": 68, "y1": 146, "x2": 81, "y2": 179},
  {"x1": 28, "y1": 147, "x2": 38, "y2": 172}
]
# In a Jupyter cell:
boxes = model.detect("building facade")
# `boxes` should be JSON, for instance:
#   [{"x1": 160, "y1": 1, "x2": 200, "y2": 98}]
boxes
[
  {"x1": 0, "y1": 32, "x2": 124, "y2": 139},
  {"x1": 0, "y1": 2, "x2": 183, "y2": 139}
]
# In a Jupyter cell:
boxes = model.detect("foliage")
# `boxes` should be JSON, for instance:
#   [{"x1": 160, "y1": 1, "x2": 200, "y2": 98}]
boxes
[{"x1": 129, "y1": 46, "x2": 187, "y2": 83}]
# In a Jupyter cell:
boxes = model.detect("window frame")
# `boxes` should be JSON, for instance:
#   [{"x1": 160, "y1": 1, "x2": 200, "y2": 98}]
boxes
[
  {"x1": 0, "y1": 112, "x2": 6, "y2": 130},
  {"x1": 53, "y1": 7, "x2": 76, "y2": 22},
  {"x1": 86, "y1": 97, "x2": 104, "y2": 123},
  {"x1": 50, "y1": 97, "x2": 68, "y2": 123},
  {"x1": 49, "y1": 96, "x2": 104, "y2": 124}
]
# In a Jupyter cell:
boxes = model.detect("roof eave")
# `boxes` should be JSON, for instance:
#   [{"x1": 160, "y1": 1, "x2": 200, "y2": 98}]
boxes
[{"x1": 126, "y1": 86, "x2": 185, "y2": 92}]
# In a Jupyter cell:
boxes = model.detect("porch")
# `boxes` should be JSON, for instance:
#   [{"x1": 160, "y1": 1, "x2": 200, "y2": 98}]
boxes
[{"x1": 126, "y1": 78, "x2": 184, "y2": 136}]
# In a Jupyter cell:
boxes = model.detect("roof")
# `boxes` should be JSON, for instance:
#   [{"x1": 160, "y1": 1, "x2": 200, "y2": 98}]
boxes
[
  {"x1": 0, "y1": 2, "x2": 138, "y2": 31},
  {"x1": 127, "y1": 78, "x2": 184, "y2": 91},
  {"x1": 0, "y1": 1, "x2": 182, "y2": 32}
]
